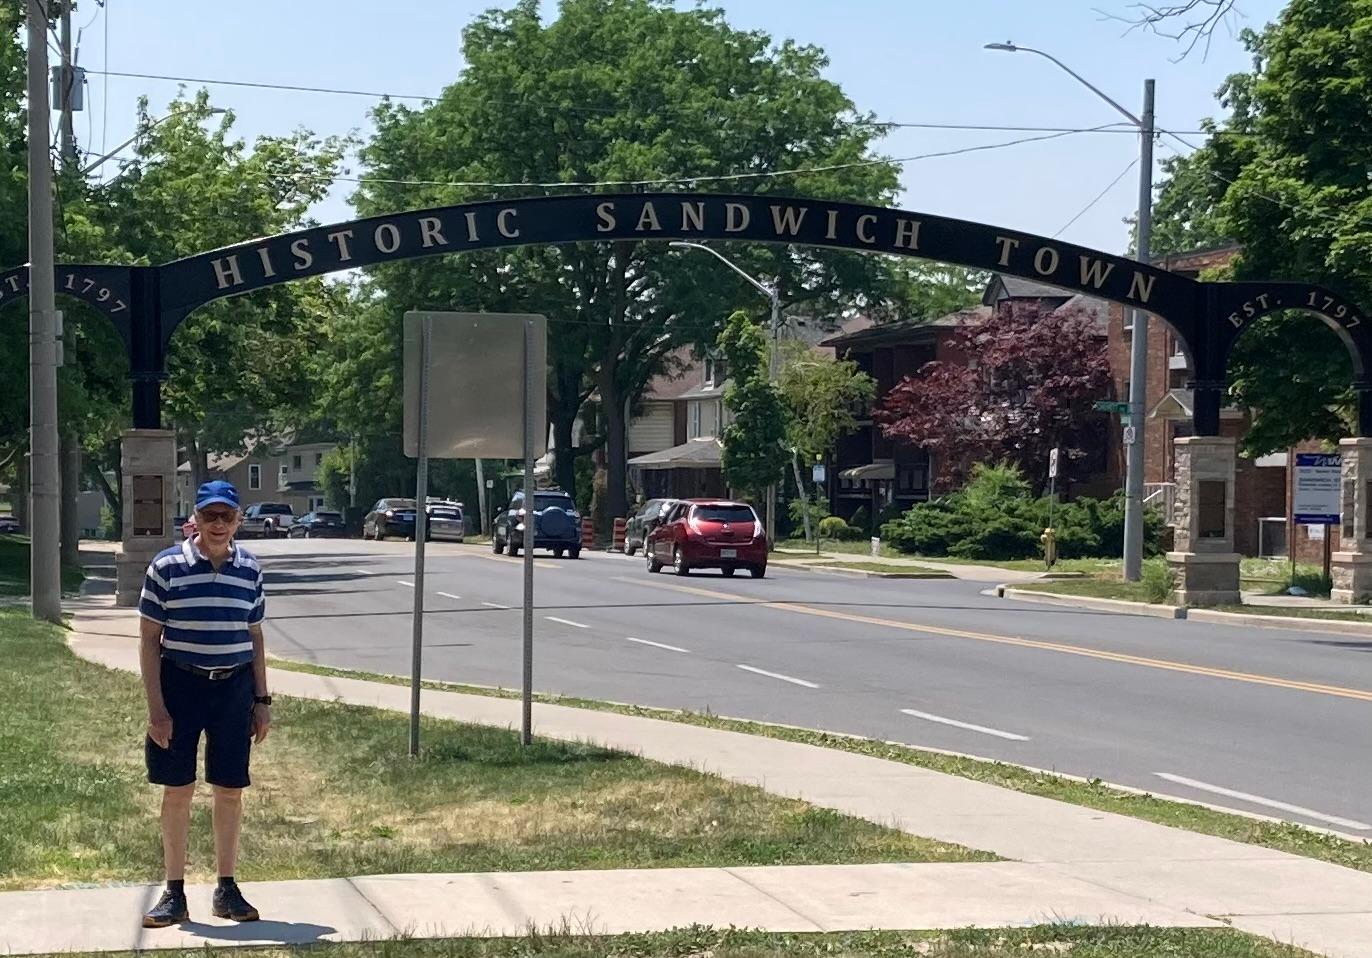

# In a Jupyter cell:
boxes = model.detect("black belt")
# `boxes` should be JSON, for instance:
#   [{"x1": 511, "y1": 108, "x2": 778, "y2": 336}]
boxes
[{"x1": 165, "y1": 658, "x2": 250, "y2": 682}]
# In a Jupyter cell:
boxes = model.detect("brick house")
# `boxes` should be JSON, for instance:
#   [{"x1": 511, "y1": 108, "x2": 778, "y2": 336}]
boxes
[
  {"x1": 826, "y1": 255, "x2": 1335, "y2": 559},
  {"x1": 175, "y1": 436, "x2": 338, "y2": 517}
]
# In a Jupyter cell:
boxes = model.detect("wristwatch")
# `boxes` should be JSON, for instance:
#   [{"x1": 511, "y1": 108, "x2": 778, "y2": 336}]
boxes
[{"x1": 254, "y1": 694, "x2": 273, "y2": 706}]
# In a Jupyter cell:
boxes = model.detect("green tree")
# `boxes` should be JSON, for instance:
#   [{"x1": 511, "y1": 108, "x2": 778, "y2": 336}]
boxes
[
  {"x1": 1149, "y1": 0, "x2": 1372, "y2": 454},
  {"x1": 777, "y1": 342, "x2": 876, "y2": 463},
  {"x1": 351, "y1": 0, "x2": 905, "y2": 520},
  {"x1": 719, "y1": 311, "x2": 787, "y2": 502},
  {"x1": 85, "y1": 94, "x2": 349, "y2": 482}
]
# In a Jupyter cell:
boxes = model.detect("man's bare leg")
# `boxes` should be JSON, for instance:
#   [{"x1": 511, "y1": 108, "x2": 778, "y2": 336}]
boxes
[
  {"x1": 211, "y1": 786, "x2": 243, "y2": 878},
  {"x1": 161, "y1": 784, "x2": 195, "y2": 881}
]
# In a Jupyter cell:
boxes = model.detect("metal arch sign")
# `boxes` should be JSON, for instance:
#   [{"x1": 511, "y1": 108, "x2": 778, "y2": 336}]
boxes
[
  {"x1": 160, "y1": 192, "x2": 1200, "y2": 330},
  {"x1": 0, "y1": 191, "x2": 1370, "y2": 438}
]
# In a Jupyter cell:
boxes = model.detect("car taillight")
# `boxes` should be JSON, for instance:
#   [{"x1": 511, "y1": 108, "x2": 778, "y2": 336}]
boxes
[
  {"x1": 753, "y1": 520, "x2": 764, "y2": 540},
  {"x1": 688, "y1": 517, "x2": 707, "y2": 538}
]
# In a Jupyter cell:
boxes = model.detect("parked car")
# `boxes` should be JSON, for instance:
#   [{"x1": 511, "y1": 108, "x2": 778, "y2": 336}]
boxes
[
  {"x1": 623, "y1": 498, "x2": 677, "y2": 556},
  {"x1": 363, "y1": 497, "x2": 418, "y2": 540},
  {"x1": 492, "y1": 489, "x2": 581, "y2": 558},
  {"x1": 645, "y1": 499, "x2": 767, "y2": 578},
  {"x1": 0, "y1": 514, "x2": 19, "y2": 534},
  {"x1": 240, "y1": 502, "x2": 295, "y2": 538},
  {"x1": 288, "y1": 510, "x2": 347, "y2": 538},
  {"x1": 425, "y1": 500, "x2": 465, "y2": 542}
]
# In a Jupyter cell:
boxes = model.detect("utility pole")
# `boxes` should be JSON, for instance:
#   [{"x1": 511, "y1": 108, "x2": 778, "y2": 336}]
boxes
[
  {"x1": 1122, "y1": 79, "x2": 1156, "y2": 582},
  {"x1": 28, "y1": 0, "x2": 62, "y2": 622},
  {"x1": 765, "y1": 286, "x2": 780, "y2": 546},
  {"x1": 57, "y1": 0, "x2": 80, "y2": 569}
]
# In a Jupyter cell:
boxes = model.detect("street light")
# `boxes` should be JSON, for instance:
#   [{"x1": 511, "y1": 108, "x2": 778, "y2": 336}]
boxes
[
  {"x1": 81, "y1": 107, "x2": 228, "y2": 176},
  {"x1": 669, "y1": 241, "x2": 785, "y2": 546},
  {"x1": 986, "y1": 42, "x2": 1155, "y2": 582}
]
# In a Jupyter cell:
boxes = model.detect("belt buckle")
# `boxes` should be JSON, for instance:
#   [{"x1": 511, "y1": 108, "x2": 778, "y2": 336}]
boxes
[{"x1": 206, "y1": 667, "x2": 233, "y2": 681}]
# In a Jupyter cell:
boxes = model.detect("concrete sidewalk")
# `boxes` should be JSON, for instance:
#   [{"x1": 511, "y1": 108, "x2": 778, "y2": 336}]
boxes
[
  {"x1": 773, "y1": 550, "x2": 1045, "y2": 583},
  {"x1": 17, "y1": 596, "x2": 1372, "y2": 958}
]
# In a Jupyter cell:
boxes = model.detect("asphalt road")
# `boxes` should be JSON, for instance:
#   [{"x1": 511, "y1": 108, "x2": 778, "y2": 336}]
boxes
[{"x1": 252, "y1": 537, "x2": 1372, "y2": 836}]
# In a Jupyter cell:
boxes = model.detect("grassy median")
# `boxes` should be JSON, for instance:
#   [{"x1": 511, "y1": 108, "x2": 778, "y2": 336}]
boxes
[
  {"x1": 0, "y1": 609, "x2": 990, "y2": 890},
  {"x1": 62, "y1": 925, "x2": 1318, "y2": 958}
]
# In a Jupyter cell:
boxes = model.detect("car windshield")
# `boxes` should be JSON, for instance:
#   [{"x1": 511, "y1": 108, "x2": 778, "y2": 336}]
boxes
[
  {"x1": 259, "y1": 504, "x2": 293, "y2": 515},
  {"x1": 694, "y1": 504, "x2": 755, "y2": 523},
  {"x1": 315, "y1": 512, "x2": 342, "y2": 520},
  {"x1": 533, "y1": 494, "x2": 574, "y2": 510}
]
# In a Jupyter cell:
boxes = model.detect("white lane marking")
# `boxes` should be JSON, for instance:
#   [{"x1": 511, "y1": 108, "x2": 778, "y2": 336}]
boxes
[
  {"x1": 627, "y1": 637, "x2": 690, "y2": 653},
  {"x1": 397, "y1": 581, "x2": 415, "y2": 588},
  {"x1": 481, "y1": 601, "x2": 511, "y2": 610},
  {"x1": 899, "y1": 708, "x2": 1030, "y2": 742},
  {"x1": 353, "y1": 569, "x2": 373, "y2": 576},
  {"x1": 545, "y1": 616, "x2": 589, "y2": 629},
  {"x1": 436, "y1": 591, "x2": 462, "y2": 601},
  {"x1": 736, "y1": 664, "x2": 819, "y2": 688},
  {"x1": 1154, "y1": 773, "x2": 1371, "y2": 830}
]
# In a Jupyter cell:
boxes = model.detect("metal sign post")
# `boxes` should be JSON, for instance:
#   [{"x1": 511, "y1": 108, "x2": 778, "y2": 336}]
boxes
[
  {"x1": 402, "y1": 311, "x2": 548, "y2": 754},
  {"x1": 408, "y1": 316, "x2": 432, "y2": 758},
  {"x1": 522, "y1": 318, "x2": 536, "y2": 746}
]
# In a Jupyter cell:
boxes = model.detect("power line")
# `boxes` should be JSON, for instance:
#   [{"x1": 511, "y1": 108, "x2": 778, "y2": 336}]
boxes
[
  {"x1": 282, "y1": 125, "x2": 1114, "y2": 193},
  {"x1": 87, "y1": 66, "x2": 1236, "y2": 138},
  {"x1": 1054, "y1": 157, "x2": 1138, "y2": 238}
]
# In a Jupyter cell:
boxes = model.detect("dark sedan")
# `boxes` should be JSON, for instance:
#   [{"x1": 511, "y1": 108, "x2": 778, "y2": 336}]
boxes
[
  {"x1": 363, "y1": 498, "x2": 418, "y2": 541},
  {"x1": 624, "y1": 498, "x2": 677, "y2": 556},
  {"x1": 288, "y1": 510, "x2": 347, "y2": 538}
]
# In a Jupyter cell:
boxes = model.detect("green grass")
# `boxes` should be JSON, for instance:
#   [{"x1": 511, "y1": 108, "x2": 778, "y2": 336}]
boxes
[
  {"x1": 0, "y1": 534, "x2": 84, "y2": 596},
  {"x1": 63, "y1": 925, "x2": 1318, "y2": 958},
  {"x1": 1016, "y1": 578, "x2": 1160, "y2": 602},
  {"x1": 779, "y1": 538, "x2": 899, "y2": 558},
  {"x1": 0, "y1": 610, "x2": 990, "y2": 890},
  {"x1": 269, "y1": 657, "x2": 1372, "y2": 875}
]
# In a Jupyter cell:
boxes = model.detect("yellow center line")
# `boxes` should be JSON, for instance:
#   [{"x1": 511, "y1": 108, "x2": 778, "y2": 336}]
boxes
[{"x1": 614, "y1": 576, "x2": 1372, "y2": 704}]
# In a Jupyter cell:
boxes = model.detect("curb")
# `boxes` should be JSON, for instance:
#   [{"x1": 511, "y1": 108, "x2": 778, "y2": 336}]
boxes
[
  {"x1": 998, "y1": 585, "x2": 1186, "y2": 619},
  {"x1": 1186, "y1": 607, "x2": 1372, "y2": 639},
  {"x1": 807, "y1": 564, "x2": 954, "y2": 580}
]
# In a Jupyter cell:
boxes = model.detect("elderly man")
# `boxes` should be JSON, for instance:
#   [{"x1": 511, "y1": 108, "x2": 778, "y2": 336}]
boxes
[{"x1": 138, "y1": 479, "x2": 271, "y2": 927}]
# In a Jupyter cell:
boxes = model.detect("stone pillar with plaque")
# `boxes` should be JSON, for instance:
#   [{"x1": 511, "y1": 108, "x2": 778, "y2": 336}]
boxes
[
  {"x1": 1167, "y1": 435, "x2": 1241, "y2": 607},
  {"x1": 115, "y1": 429, "x2": 176, "y2": 607},
  {"x1": 1333, "y1": 438, "x2": 1372, "y2": 604}
]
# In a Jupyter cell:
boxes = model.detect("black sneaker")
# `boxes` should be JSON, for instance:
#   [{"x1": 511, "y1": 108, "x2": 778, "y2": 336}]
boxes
[
  {"x1": 142, "y1": 889, "x2": 189, "y2": 928},
  {"x1": 212, "y1": 881, "x2": 260, "y2": 922}
]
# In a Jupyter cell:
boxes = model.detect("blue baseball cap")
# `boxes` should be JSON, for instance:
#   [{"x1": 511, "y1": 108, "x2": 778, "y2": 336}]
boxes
[{"x1": 195, "y1": 480, "x2": 240, "y2": 511}]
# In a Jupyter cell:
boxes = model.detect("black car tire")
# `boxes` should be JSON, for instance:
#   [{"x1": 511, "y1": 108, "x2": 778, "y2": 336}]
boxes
[
  {"x1": 375, "y1": 524, "x2": 385, "y2": 542},
  {"x1": 554, "y1": 547, "x2": 565, "y2": 558},
  {"x1": 569, "y1": 546, "x2": 581, "y2": 559},
  {"x1": 673, "y1": 546, "x2": 690, "y2": 576},
  {"x1": 492, "y1": 536, "x2": 504, "y2": 554},
  {"x1": 509, "y1": 539, "x2": 520, "y2": 557},
  {"x1": 750, "y1": 565, "x2": 766, "y2": 579},
  {"x1": 646, "y1": 546, "x2": 662, "y2": 574},
  {"x1": 625, "y1": 539, "x2": 637, "y2": 557},
  {"x1": 721, "y1": 566, "x2": 736, "y2": 577}
]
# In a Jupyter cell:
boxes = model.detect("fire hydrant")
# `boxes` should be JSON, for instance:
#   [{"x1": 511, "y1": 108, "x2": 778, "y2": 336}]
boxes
[{"x1": 1040, "y1": 526, "x2": 1058, "y2": 569}]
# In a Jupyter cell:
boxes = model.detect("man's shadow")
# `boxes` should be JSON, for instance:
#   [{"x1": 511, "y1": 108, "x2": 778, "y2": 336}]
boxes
[{"x1": 178, "y1": 920, "x2": 339, "y2": 944}]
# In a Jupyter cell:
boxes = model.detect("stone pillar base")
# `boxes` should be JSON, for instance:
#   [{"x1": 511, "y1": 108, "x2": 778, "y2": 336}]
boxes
[
  {"x1": 116, "y1": 547, "x2": 160, "y2": 607},
  {"x1": 1331, "y1": 551, "x2": 1372, "y2": 604},
  {"x1": 1167, "y1": 551, "x2": 1241, "y2": 607}
]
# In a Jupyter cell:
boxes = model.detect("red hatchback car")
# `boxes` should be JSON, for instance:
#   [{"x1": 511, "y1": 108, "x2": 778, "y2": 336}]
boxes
[{"x1": 645, "y1": 499, "x2": 767, "y2": 578}]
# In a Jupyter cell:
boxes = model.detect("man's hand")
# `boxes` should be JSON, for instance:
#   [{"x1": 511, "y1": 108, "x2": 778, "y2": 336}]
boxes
[
  {"x1": 147, "y1": 708, "x2": 173, "y2": 749},
  {"x1": 251, "y1": 704, "x2": 272, "y2": 744}
]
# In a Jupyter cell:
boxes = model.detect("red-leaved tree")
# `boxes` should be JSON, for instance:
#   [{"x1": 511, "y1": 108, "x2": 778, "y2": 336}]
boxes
[{"x1": 877, "y1": 302, "x2": 1113, "y2": 493}]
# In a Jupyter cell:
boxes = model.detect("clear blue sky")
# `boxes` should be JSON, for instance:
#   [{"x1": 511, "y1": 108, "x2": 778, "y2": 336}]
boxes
[{"x1": 72, "y1": 0, "x2": 1284, "y2": 256}]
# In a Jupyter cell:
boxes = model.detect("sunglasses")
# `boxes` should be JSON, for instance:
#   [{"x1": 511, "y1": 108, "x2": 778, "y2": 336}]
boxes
[{"x1": 197, "y1": 509, "x2": 239, "y2": 525}]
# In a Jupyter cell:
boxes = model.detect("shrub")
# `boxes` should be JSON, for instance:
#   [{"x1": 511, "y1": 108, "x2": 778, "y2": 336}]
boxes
[
  {"x1": 1142, "y1": 558, "x2": 1175, "y2": 604},
  {"x1": 788, "y1": 497, "x2": 830, "y2": 532},
  {"x1": 882, "y1": 462, "x2": 1165, "y2": 561},
  {"x1": 818, "y1": 516, "x2": 849, "y2": 539}
]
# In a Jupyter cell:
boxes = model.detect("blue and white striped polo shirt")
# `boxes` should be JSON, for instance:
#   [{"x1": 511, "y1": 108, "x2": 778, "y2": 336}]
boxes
[{"x1": 139, "y1": 537, "x2": 265, "y2": 668}]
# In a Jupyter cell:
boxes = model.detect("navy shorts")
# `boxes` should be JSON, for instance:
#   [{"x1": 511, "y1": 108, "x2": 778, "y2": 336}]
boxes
[{"x1": 146, "y1": 659, "x2": 255, "y2": 788}]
